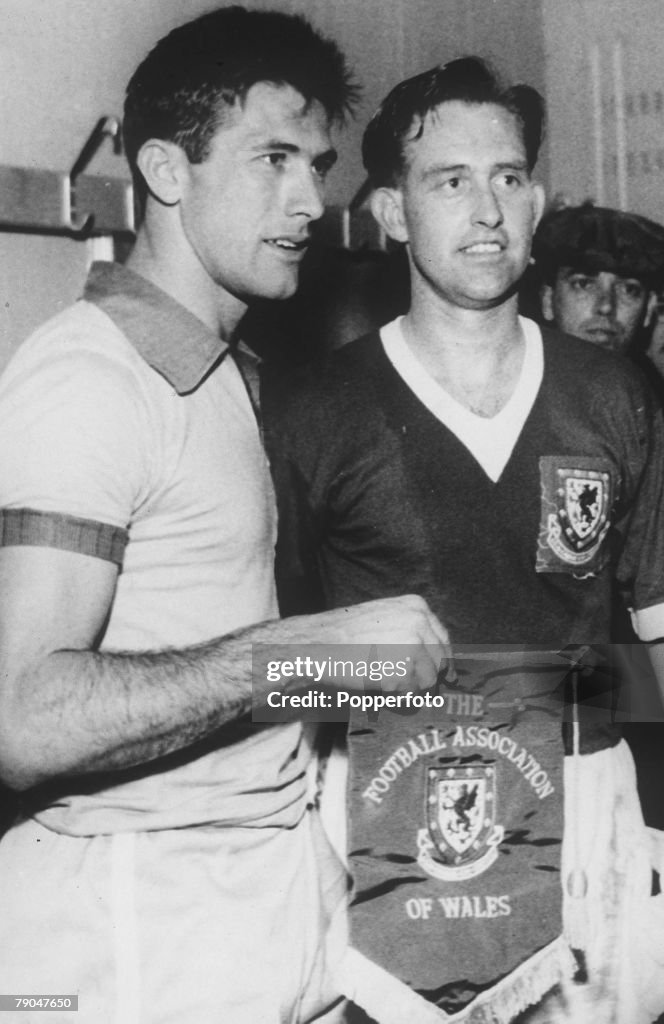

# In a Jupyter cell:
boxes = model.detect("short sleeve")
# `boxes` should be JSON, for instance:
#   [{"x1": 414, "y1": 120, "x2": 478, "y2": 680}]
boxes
[
  {"x1": 615, "y1": 385, "x2": 664, "y2": 640},
  {"x1": 0, "y1": 333, "x2": 149, "y2": 566}
]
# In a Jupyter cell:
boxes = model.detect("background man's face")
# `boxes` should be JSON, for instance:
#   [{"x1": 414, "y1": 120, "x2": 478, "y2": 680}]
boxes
[
  {"x1": 541, "y1": 269, "x2": 653, "y2": 352},
  {"x1": 386, "y1": 101, "x2": 544, "y2": 311}
]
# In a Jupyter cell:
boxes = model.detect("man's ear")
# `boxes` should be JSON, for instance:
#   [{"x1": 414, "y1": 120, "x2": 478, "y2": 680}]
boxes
[
  {"x1": 370, "y1": 187, "x2": 409, "y2": 244},
  {"x1": 532, "y1": 182, "x2": 546, "y2": 230},
  {"x1": 540, "y1": 283, "x2": 555, "y2": 322},
  {"x1": 135, "y1": 139, "x2": 189, "y2": 206},
  {"x1": 644, "y1": 290, "x2": 659, "y2": 329}
]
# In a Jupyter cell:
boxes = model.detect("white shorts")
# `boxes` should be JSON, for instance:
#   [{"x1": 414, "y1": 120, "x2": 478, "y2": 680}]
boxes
[{"x1": 0, "y1": 808, "x2": 346, "y2": 1024}]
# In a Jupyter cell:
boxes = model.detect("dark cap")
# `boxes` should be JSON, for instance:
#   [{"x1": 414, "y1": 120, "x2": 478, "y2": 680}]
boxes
[{"x1": 533, "y1": 203, "x2": 664, "y2": 290}]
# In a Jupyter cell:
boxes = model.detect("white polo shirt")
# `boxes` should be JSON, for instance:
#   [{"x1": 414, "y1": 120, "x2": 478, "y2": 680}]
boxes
[{"x1": 0, "y1": 261, "x2": 312, "y2": 834}]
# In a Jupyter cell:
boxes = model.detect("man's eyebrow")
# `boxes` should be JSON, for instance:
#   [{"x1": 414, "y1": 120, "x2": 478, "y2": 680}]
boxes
[
  {"x1": 560, "y1": 267, "x2": 595, "y2": 278},
  {"x1": 493, "y1": 159, "x2": 529, "y2": 172},
  {"x1": 250, "y1": 139, "x2": 338, "y2": 165},
  {"x1": 251, "y1": 139, "x2": 301, "y2": 153},
  {"x1": 419, "y1": 158, "x2": 530, "y2": 182},
  {"x1": 420, "y1": 163, "x2": 467, "y2": 181}
]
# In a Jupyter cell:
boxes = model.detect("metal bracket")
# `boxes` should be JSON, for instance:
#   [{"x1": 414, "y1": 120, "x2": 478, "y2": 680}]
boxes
[
  {"x1": 0, "y1": 115, "x2": 135, "y2": 235},
  {"x1": 69, "y1": 116, "x2": 134, "y2": 234}
]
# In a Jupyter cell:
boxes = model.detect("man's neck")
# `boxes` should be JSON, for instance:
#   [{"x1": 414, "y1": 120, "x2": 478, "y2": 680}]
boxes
[
  {"x1": 401, "y1": 294, "x2": 525, "y2": 418},
  {"x1": 127, "y1": 225, "x2": 246, "y2": 342}
]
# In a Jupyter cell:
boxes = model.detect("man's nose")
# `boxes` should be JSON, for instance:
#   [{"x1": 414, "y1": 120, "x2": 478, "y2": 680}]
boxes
[
  {"x1": 472, "y1": 184, "x2": 503, "y2": 229},
  {"x1": 287, "y1": 166, "x2": 325, "y2": 221},
  {"x1": 595, "y1": 278, "x2": 617, "y2": 316}
]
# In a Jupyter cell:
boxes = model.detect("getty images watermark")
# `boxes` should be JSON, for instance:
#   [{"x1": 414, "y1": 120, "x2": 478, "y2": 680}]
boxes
[
  {"x1": 251, "y1": 645, "x2": 449, "y2": 722},
  {"x1": 251, "y1": 643, "x2": 663, "y2": 724}
]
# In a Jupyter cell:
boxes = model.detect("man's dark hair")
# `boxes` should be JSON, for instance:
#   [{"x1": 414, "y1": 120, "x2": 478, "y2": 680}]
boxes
[
  {"x1": 533, "y1": 202, "x2": 664, "y2": 290},
  {"x1": 362, "y1": 57, "x2": 545, "y2": 189},
  {"x1": 124, "y1": 5, "x2": 358, "y2": 209}
]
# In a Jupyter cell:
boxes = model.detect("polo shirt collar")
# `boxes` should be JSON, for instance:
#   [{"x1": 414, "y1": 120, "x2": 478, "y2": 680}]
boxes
[{"x1": 83, "y1": 261, "x2": 229, "y2": 394}]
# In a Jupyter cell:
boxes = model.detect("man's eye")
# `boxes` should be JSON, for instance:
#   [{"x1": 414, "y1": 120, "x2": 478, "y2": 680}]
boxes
[
  {"x1": 262, "y1": 152, "x2": 287, "y2": 167},
  {"x1": 312, "y1": 159, "x2": 333, "y2": 180},
  {"x1": 441, "y1": 177, "x2": 462, "y2": 194},
  {"x1": 568, "y1": 276, "x2": 594, "y2": 292},
  {"x1": 495, "y1": 172, "x2": 521, "y2": 189},
  {"x1": 618, "y1": 280, "x2": 646, "y2": 301}
]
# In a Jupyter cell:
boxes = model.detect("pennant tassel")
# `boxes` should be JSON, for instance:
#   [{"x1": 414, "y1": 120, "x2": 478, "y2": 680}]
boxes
[{"x1": 338, "y1": 937, "x2": 578, "y2": 1024}]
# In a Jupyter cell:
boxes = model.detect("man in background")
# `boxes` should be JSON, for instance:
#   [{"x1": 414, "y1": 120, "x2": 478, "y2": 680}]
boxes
[
  {"x1": 533, "y1": 202, "x2": 664, "y2": 831},
  {"x1": 533, "y1": 202, "x2": 664, "y2": 357},
  {"x1": 0, "y1": 9, "x2": 448, "y2": 1023}
]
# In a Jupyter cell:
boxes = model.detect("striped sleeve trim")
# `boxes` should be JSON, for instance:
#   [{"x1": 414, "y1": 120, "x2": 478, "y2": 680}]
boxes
[{"x1": 0, "y1": 508, "x2": 128, "y2": 566}]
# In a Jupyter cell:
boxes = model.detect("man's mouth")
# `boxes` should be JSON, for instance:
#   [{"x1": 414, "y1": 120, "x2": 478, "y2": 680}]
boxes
[
  {"x1": 461, "y1": 241, "x2": 504, "y2": 255},
  {"x1": 584, "y1": 322, "x2": 618, "y2": 338},
  {"x1": 581, "y1": 325, "x2": 621, "y2": 347},
  {"x1": 265, "y1": 236, "x2": 309, "y2": 253}
]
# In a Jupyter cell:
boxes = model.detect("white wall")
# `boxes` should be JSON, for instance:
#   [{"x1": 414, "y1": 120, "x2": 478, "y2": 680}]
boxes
[
  {"x1": 542, "y1": 0, "x2": 664, "y2": 219},
  {"x1": 1, "y1": 0, "x2": 220, "y2": 367}
]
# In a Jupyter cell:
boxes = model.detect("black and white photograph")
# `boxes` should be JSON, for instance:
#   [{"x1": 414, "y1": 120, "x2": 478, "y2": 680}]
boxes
[{"x1": 1, "y1": 1, "x2": 664, "y2": 1022}]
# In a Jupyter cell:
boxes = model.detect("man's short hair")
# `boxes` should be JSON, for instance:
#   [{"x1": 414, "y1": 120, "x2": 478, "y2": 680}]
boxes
[
  {"x1": 362, "y1": 57, "x2": 545, "y2": 189},
  {"x1": 124, "y1": 5, "x2": 358, "y2": 208},
  {"x1": 533, "y1": 202, "x2": 664, "y2": 291}
]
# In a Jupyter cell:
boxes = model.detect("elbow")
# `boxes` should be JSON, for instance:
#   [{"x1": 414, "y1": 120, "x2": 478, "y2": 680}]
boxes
[
  {"x1": 0, "y1": 753, "x2": 44, "y2": 793},
  {"x1": 0, "y1": 719, "x2": 51, "y2": 792},
  {"x1": 0, "y1": 765, "x2": 39, "y2": 794},
  {"x1": 0, "y1": 660, "x2": 67, "y2": 791}
]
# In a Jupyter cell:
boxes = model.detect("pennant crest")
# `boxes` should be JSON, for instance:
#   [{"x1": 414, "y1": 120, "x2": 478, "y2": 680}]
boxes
[{"x1": 417, "y1": 765, "x2": 504, "y2": 881}]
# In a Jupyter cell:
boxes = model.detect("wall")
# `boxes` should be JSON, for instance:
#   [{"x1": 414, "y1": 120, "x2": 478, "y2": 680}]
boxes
[
  {"x1": 542, "y1": 0, "x2": 664, "y2": 219},
  {"x1": 1, "y1": 0, "x2": 214, "y2": 368},
  {"x1": 0, "y1": 0, "x2": 547, "y2": 368}
]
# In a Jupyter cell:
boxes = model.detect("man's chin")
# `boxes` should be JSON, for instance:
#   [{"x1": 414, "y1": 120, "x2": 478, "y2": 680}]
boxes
[
  {"x1": 240, "y1": 274, "x2": 300, "y2": 305},
  {"x1": 455, "y1": 265, "x2": 524, "y2": 308},
  {"x1": 456, "y1": 280, "x2": 521, "y2": 310}
]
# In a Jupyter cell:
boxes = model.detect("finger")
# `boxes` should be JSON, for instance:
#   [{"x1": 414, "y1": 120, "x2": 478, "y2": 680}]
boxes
[
  {"x1": 422, "y1": 608, "x2": 451, "y2": 651},
  {"x1": 394, "y1": 598, "x2": 454, "y2": 687},
  {"x1": 408, "y1": 645, "x2": 442, "y2": 691},
  {"x1": 415, "y1": 611, "x2": 454, "y2": 683},
  {"x1": 399, "y1": 594, "x2": 451, "y2": 649}
]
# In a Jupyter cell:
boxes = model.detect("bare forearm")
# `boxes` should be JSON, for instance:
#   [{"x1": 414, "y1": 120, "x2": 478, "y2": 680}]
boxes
[
  {"x1": 1, "y1": 620, "x2": 282, "y2": 789},
  {"x1": 1, "y1": 595, "x2": 450, "y2": 790}
]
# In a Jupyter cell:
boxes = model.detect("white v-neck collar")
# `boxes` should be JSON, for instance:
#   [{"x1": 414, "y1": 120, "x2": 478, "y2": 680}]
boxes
[{"x1": 380, "y1": 315, "x2": 544, "y2": 482}]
